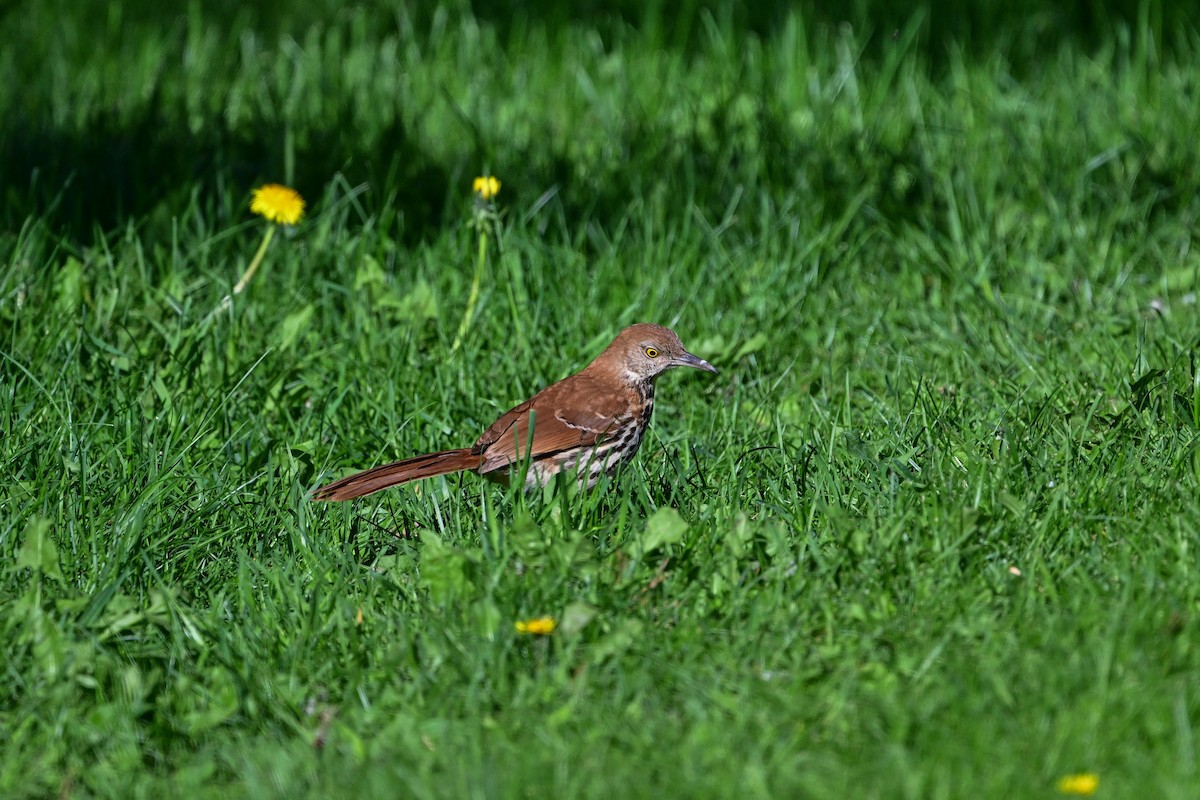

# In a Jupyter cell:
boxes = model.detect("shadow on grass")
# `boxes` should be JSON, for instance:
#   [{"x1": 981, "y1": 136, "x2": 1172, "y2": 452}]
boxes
[
  {"x1": 3, "y1": 92, "x2": 452, "y2": 245},
  {"x1": 3, "y1": 0, "x2": 1196, "y2": 244}
]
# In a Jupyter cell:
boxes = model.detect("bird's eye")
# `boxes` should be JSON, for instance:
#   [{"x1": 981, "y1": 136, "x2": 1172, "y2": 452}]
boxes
[{"x1": 645, "y1": 347, "x2": 660, "y2": 358}]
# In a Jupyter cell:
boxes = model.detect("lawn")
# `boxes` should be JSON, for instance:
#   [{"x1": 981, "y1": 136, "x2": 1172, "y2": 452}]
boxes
[{"x1": 3, "y1": 1, "x2": 1200, "y2": 797}]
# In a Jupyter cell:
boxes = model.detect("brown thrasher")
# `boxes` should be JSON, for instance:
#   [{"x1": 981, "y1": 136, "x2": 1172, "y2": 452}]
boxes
[{"x1": 312, "y1": 323, "x2": 716, "y2": 501}]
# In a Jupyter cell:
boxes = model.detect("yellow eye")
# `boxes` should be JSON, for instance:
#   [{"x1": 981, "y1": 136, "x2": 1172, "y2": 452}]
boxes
[{"x1": 645, "y1": 347, "x2": 660, "y2": 358}]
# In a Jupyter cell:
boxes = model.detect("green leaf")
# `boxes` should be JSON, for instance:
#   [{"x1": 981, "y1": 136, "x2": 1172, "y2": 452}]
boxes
[
  {"x1": 354, "y1": 255, "x2": 438, "y2": 321},
  {"x1": 732, "y1": 332, "x2": 769, "y2": 361},
  {"x1": 55, "y1": 256, "x2": 84, "y2": 312},
  {"x1": 474, "y1": 599, "x2": 502, "y2": 641},
  {"x1": 389, "y1": 278, "x2": 439, "y2": 321},
  {"x1": 274, "y1": 303, "x2": 314, "y2": 351},
  {"x1": 588, "y1": 619, "x2": 644, "y2": 666},
  {"x1": 353, "y1": 255, "x2": 388, "y2": 290},
  {"x1": 181, "y1": 669, "x2": 240, "y2": 734},
  {"x1": 727, "y1": 511, "x2": 753, "y2": 558},
  {"x1": 558, "y1": 602, "x2": 598, "y2": 637},
  {"x1": 17, "y1": 517, "x2": 62, "y2": 581},
  {"x1": 418, "y1": 533, "x2": 471, "y2": 604},
  {"x1": 633, "y1": 507, "x2": 689, "y2": 555}
]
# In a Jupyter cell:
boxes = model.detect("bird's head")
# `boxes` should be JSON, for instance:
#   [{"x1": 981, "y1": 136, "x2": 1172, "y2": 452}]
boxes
[{"x1": 596, "y1": 323, "x2": 718, "y2": 383}]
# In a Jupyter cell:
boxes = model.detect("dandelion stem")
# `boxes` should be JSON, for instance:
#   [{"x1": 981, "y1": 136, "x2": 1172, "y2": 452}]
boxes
[
  {"x1": 233, "y1": 225, "x2": 277, "y2": 295},
  {"x1": 451, "y1": 227, "x2": 488, "y2": 354}
]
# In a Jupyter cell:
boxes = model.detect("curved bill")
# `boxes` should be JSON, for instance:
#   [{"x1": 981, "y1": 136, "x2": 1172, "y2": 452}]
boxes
[{"x1": 674, "y1": 351, "x2": 718, "y2": 374}]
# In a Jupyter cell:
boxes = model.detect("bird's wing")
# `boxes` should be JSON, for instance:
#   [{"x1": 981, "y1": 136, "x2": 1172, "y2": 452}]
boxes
[{"x1": 472, "y1": 376, "x2": 631, "y2": 467}]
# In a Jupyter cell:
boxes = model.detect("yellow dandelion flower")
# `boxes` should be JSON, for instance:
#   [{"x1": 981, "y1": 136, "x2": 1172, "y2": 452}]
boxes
[
  {"x1": 1056, "y1": 773, "x2": 1099, "y2": 795},
  {"x1": 473, "y1": 176, "x2": 501, "y2": 201},
  {"x1": 250, "y1": 184, "x2": 305, "y2": 225},
  {"x1": 514, "y1": 616, "x2": 557, "y2": 635}
]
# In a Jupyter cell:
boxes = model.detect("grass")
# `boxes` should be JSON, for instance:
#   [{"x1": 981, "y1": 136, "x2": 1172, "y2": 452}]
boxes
[{"x1": 3, "y1": 1, "x2": 1200, "y2": 797}]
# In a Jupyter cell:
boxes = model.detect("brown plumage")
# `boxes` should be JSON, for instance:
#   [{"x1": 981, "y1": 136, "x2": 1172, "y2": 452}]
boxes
[{"x1": 312, "y1": 323, "x2": 717, "y2": 501}]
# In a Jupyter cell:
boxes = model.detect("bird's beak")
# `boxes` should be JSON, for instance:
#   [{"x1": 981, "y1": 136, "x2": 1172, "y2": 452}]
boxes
[{"x1": 675, "y1": 351, "x2": 718, "y2": 374}]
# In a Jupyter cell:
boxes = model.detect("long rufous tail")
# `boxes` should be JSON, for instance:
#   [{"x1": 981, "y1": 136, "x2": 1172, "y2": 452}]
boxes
[{"x1": 312, "y1": 448, "x2": 482, "y2": 501}]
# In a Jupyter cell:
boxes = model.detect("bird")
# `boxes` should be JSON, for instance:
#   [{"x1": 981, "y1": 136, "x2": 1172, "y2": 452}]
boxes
[{"x1": 312, "y1": 323, "x2": 717, "y2": 501}]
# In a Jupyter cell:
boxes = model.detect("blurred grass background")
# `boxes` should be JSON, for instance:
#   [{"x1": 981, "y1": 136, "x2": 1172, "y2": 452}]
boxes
[{"x1": 6, "y1": 0, "x2": 1198, "y2": 244}]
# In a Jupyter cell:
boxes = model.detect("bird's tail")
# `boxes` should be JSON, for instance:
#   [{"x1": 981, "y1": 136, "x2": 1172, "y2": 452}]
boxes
[{"x1": 311, "y1": 448, "x2": 482, "y2": 501}]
